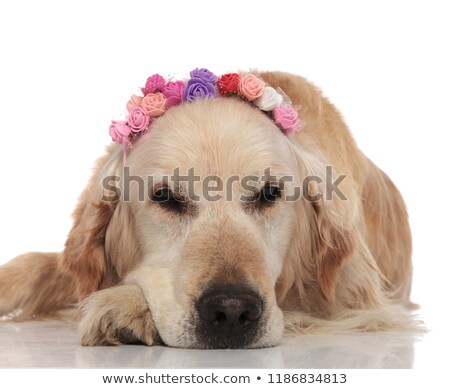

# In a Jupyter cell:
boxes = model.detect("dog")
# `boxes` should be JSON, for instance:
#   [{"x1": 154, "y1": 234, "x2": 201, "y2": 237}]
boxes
[{"x1": 0, "y1": 71, "x2": 415, "y2": 349}]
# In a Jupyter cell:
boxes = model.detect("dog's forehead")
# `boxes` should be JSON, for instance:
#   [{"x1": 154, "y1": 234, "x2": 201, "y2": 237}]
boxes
[{"x1": 129, "y1": 98, "x2": 291, "y2": 177}]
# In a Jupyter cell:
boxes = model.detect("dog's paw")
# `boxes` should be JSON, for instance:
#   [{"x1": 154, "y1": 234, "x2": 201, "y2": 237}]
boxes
[{"x1": 78, "y1": 284, "x2": 157, "y2": 346}]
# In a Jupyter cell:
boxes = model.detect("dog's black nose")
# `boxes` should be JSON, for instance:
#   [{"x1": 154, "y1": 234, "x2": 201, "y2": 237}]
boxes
[
  {"x1": 196, "y1": 284, "x2": 263, "y2": 348},
  {"x1": 199, "y1": 293, "x2": 262, "y2": 325}
]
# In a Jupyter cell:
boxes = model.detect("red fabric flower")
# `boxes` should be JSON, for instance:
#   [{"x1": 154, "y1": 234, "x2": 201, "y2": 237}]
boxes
[{"x1": 217, "y1": 73, "x2": 240, "y2": 96}]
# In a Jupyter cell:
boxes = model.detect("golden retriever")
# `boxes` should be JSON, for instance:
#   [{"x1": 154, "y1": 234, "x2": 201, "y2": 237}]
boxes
[{"x1": 0, "y1": 71, "x2": 416, "y2": 348}]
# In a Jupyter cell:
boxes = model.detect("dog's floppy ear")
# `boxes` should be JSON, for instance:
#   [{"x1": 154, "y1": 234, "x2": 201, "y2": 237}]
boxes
[
  {"x1": 62, "y1": 146, "x2": 140, "y2": 298},
  {"x1": 310, "y1": 197, "x2": 355, "y2": 304},
  {"x1": 303, "y1": 152, "x2": 355, "y2": 304},
  {"x1": 276, "y1": 144, "x2": 355, "y2": 307},
  {"x1": 63, "y1": 198, "x2": 117, "y2": 298}
]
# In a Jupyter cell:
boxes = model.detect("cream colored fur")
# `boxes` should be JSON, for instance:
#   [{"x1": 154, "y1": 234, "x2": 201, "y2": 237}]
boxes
[{"x1": 0, "y1": 71, "x2": 419, "y2": 348}]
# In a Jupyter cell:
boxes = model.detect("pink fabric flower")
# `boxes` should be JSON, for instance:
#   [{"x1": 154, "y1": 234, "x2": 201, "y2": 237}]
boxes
[
  {"x1": 128, "y1": 107, "x2": 151, "y2": 133},
  {"x1": 110, "y1": 70, "x2": 304, "y2": 145},
  {"x1": 142, "y1": 74, "x2": 166, "y2": 95},
  {"x1": 272, "y1": 105, "x2": 300, "y2": 135},
  {"x1": 163, "y1": 81, "x2": 186, "y2": 108},
  {"x1": 142, "y1": 93, "x2": 167, "y2": 117},
  {"x1": 126, "y1": 94, "x2": 143, "y2": 112},
  {"x1": 238, "y1": 74, "x2": 265, "y2": 101},
  {"x1": 109, "y1": 120, "x2": 132, "y2": 144}
]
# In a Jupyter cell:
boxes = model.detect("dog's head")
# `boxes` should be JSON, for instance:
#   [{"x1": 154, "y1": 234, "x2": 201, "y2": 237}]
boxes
[{"x1": 63, "y1": 96, "x2": 355, "y2": 348}]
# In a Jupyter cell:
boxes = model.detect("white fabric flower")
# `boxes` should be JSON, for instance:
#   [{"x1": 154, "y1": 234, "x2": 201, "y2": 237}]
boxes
[{"x1": 254, "y1": 86, "x2": 283, "y2": 111}]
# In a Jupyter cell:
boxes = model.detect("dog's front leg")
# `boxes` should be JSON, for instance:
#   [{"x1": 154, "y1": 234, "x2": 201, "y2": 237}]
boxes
[{"x1": 78, "y1": 284, "x2": 157, "y2": 346}]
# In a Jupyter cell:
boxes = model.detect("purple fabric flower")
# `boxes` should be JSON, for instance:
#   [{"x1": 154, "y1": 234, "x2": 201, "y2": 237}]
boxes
[
  {"x1": 183, "y1": 77, "x2": 217, "y2": 102},
  {"x1": 141, "y1": 74, "x2": 166, "y2": 95},
  {"x1": 189, "y1": 68, "x2": 217, "y2": 84}
]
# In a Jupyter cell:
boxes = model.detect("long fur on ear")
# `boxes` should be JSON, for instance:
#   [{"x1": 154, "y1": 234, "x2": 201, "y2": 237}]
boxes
[
  {"x1": 276, "y1": 142, "x2": 420, "y2": 333},
  {"x1": 0, "y1": 145, "x2": 142, "y2": 319},
  {"x1": 63, "y1": 199, "x2": 118, "y2": 297},
  {"x1": 310, "y1": 198, "x2": 355, "y2": 304},
  {"x1": 300, "y1": 145, "x2": 357, "y2": 306},
  {"x1": 275, "y1": 143, "x2": 355, "y2": 309},
  {"x1": 265, "y1": 71, "x2": 415, "y2": 326},
  {"x1": 276, "y1": 142, "x2": 376, "y2": 311},
  {"x1": 61, "y1": 145, "x2": 141, "y2": 298}
]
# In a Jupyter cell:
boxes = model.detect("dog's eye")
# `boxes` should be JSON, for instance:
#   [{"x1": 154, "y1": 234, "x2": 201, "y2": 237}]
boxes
[
  {"x1": 152, "y1": 187, "x2": 183, "y2": 212},
  {"x1": 260, "y1": 184, "x2": 282, "y2": 204},
  {"x1": 244, "y1": 184, "x2": 281, "y2": 211}
]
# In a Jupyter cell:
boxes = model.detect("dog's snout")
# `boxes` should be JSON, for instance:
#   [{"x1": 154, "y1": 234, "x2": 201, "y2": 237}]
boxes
[{"x1": 196, "y1": 284, "x2": 264, "y2": 348}]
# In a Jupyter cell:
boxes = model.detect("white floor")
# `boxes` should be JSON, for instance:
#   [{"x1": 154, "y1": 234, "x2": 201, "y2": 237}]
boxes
[{"x1": 0, "y1": 319, "x2": 440, "y2": 369}]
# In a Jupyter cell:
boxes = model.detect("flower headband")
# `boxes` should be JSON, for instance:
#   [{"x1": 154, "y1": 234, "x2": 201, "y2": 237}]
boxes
[{"x1": 109, "y1": 68, "x2": 302, "y2": 149}]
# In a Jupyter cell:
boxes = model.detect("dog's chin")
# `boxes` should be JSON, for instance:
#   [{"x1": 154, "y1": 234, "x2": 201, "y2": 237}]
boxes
[
  {"x1": 157, "y1": 309, "x2": 284, "y2": 349},
  {"x1": 193, "y1": 322, "x2": 264, "y2": 350},
  {"x1": 192, "y1": 332, "x2": 283, "y2": 350},
  {"x1": 163, "y1": 334, "x2": 282, "y2": 350}
]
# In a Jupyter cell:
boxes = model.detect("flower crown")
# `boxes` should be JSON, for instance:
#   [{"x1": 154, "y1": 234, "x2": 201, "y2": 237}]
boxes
[{"x1": 109, "y1": 68, "x2": 302, "y2": 149}]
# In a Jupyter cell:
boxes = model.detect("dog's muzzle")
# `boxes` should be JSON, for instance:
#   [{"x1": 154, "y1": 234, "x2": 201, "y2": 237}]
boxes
[{"x1": 195, "y1": 283, "x2": 264, "y2": 348}]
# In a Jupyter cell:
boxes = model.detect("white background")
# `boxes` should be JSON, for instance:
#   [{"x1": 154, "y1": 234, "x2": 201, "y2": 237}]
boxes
[{"x1": 0, "y1": 0, "x2": 449, "y2": 365}]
